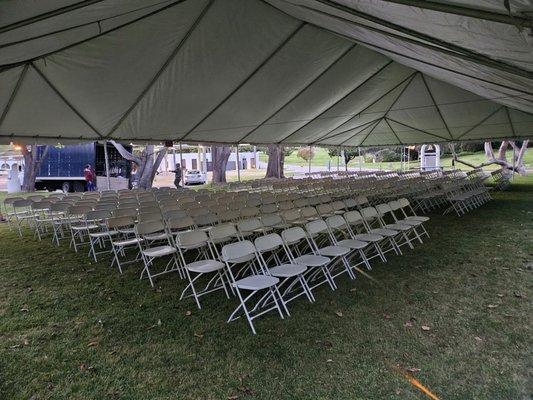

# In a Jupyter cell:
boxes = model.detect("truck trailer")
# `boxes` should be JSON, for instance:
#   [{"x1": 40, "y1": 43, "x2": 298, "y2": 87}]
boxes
[{"x1": 35, "y1": 142, "x2": 132, "y2": 192}]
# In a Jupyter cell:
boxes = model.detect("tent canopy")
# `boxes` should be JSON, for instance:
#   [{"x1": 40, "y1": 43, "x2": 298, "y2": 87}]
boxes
[{"x1": 0, "y1": 0, "x2": 532, "y2": 146}]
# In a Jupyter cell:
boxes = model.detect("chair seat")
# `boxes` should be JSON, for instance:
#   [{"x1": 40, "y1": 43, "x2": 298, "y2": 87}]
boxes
[
  {"x1": 406, "y1": 216, "x2": 429, "y2": 222},
  {"x1": 354, "y1": 233, "x2": 383, "y2": 242},
  {"x1": 119, "y1": 228, "x2": 135, "y2": 235},
  {"x1": 234, "y1": 274, "x2": 279, "y2": 291},
  {"x1": 186, "y1": 259, "x2": 225, "y2": 273},
  {"x1": 72, "y1": 224, "x2": 98, "y2": 231},
  {"x1": 90, "y1": 230, "x2": 118, "y2": 238},
  {"x1": 269, "y1": 263, "x2": 306, "y2": 278},
  {"x1": 337, "y1": 239, "x2": 368, "y2": 249},
  {"x1": 369, "y1": 228, "x2": 398, "y2": 237},
  {"x1": 142, "y1": 245, "x2": 176, "y2": 257},
  {"x1": 398, "y1": 219, "x2": 423, "y2": 226},
  {"x1": 293, "y1": 254, "x2": 330, "y2": 267},
  {"x1": 385, "y1": 223, "x2": 412, "y2": 231},
  {"x1": 318, "y1": 245, "x2": 350, "y2": 257},
  {"x1": 144, "y1": 232, "x2": 170, "y2": 241},
  {"x1": 113, "y1": 237, "x2": 142, "y2": 247}
]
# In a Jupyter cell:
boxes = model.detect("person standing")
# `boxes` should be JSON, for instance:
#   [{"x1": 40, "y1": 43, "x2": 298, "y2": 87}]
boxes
[
  {"x1": 84, "y1": 164, "x2": 95, "y2": 191},
  {"x1": 171, "y1": 163, "x2": 182, "y2": 188}
]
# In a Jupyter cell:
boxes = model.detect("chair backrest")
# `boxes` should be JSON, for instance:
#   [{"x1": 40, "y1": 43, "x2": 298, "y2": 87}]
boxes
[
  {"x1": 163, "y1": 209, "x2": 187, "y2": 220},
  {"x1": 344, "y1": 210, "x2": 364, "y2": 225},
  {"x1": 50, "y1": 202, "x2": 71, "y2": 213},
  {"x1": 300, "y1": 206, "x2": 317, "y2": 219},
  {"x1": 218, "y1": 209, "x2": 240, "y2": 222},
  {"x1": 293, "y1": 198, "x2": 308, "y2": 208},
  {"x1": 31, "y1": 201, "x2": 51, "y2": 210},
  {"x1": 13, "y1": 199, "x2": 33, "y2": 208},
  {"x1": 166, "y1": 216, "x2": 195, "y2": 231},
  {"x1": 356, "y1": 196, "x2": 369, "y2": 207},
  {"x1": 388, "y1": 200, "x2": 401, "y2": 211},
  {"x1": 194, "y1": 213, "x2": 218, "y2": 227},
  {"x1": 240, "y1": 207, "x2": 259, "y2": 218},
  {"x1": 175, "y1": 229, "x2": 208, "y2": 248},
  {"x1": 305, "y1": 219, "x2": 328, "y2": 236},
  {"x1": 260, "y1": 213, "x2": 283, "y2": 227},
  {"x1": 398, "y1": 198, "x2": 410, "y2": 208},
  {"x1": 95, "y1": 203, "x2": 117, "y2": 211},
  {"x1": 4, "y1": 197, "x2": 22, "y2": 206},
  {"x1": 237, "y1": 218, "x2": 262, "y2": 234},
  {"x1": 375, "y1": 203, "x2": 391, "y2": 216},
  {"x1": 260, "y1": 203, "x2": 278, "y2": 214},
  {"x1": 135, "y1": 220, "x2": 166, "y2": 236},
  {"x1": 331, "y1": 201, "x2": 345, "y2": 212},
  {"x1": 86, "y1": 210, "x2": 112, "y2": 222},
  {"x1": 360, "y1": 207, "x2": 378, "y2": 220},
  {"x1": 326, "y1": 215, "x2": 347, "y2": 230},
  {"x1": 113, "y1": 207, "x2": 138, "y2": 218},
  {"x1": 278, "y1": 201, "x2": 293, "y2": 211},
  {"x1": 281, "y1": 209, "x2": 300, "y2": 222},
  {"x1": 107, "y1": 216, "x2": 134, "y2": 229},
  {"x1": 68, "y1": 205, "x2": 92, "y2": 216},
  {"x1": 137, "y1": 212, "x2": 162, "y2": 223},
  {"x1": 27, "y1": 195, "x2": 44, "y2": 202},
  {"x1": 221, "y1": 240, "x2": 256, "y2": 263},
  {"x1": 254, "y1": 233, "x2": 283, "y2": 253},
  {"x1": 317, "y1": 203, "x2": 333, "y2": 215},
  {"x1": 209, "y1": 223, "x2": 238, "y2": 242},
  {"x1": 281, "y1": 226, "x2": 306, "y2": 245}
]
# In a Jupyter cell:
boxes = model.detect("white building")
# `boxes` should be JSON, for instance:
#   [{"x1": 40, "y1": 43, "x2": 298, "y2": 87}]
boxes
[{"x1": 158, "y1": 149, "x2": 258, "y2": 173}]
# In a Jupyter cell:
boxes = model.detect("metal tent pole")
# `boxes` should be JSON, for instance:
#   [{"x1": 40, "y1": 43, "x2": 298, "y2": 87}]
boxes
[
  {"x1": 179, "y1": 142, "x2": 184, "y2": 186},
  {"x1": 308, "y1": 145, "x2": 312, "y2": 175},
  {"x1": 103, "y1": 141, "x2": 111, "y2": 190},
  {"x1": 336, "y1": 147, "x2": 340, "y2": 173},
  {"x1": 172, "y1": 144, "x2": 176, "y2": 172},
  {"x1": 358, "y1": 147, "x2": 362, "y2": 172},
  {"x1": 236, "y1": 144, "x2": 241, "y2": 182},
  {"x1": 512, "y1": 143, "x2": 516, "y2": 182}
]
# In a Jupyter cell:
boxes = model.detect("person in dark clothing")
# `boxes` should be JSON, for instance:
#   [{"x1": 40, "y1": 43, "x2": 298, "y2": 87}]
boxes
[
  {"x1": 171, "y1": 163, "x2": 182, "y2": 188},
  {"x1": 84, "y1": 164, "x2": 95, "y2": 191}
]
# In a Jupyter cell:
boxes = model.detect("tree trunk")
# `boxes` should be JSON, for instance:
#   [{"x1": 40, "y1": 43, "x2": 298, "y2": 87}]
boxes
[
  {"x1": 455, "y1": 140, "x2": 529, "y2": 174},
  {"x1": 211, "y1": 145, "x2": 231, "y2": 184},
  {"x1": 21, "y1": 144, "x2": 50, "y2": 192},
  {"x1": 109, "y1": 141, "x2": 167, "y2": 189},
  {"x1": 265, "y1": 144, "x2": 285, "y2": 178}
]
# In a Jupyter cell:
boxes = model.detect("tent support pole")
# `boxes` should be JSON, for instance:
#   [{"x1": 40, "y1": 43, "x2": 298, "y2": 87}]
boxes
[
  {"x1": 337, "y1": 147, "x2": 340, "y2": 173},
  {"x1": 236, "y1": 144, "x2": 241, "y2": 182},
  {"x1": 512, "y1": 144, "x2": 516, "y2": 182},
  {"x1": 103, "y1": 141, "x2": 111, "y2": 190},
  {"x1": 179, "y1": 142, "x2": 184, "y2": 187},
  {"x1": 308, "y1": 146, "x2": 312, "y2": 175},
  {"x1": 358, "y1": 147, "x2": 362, "y2": 172},
  {"x1": 172, "y1": 145, "x2": 176, "y2": 172}
]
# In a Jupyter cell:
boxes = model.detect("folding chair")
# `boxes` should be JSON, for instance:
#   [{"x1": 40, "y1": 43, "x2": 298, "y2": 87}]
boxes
[
  {"x1": 176, "y1": 229, "x2": 229, "y2": 309},
  {"x1": 134, "y1": 220, "x2": 181, "y2": 286},
  {"x1": 86, "y1": 210, "x2": 116, "y2": 261},
  {"x1": 67, "y1": 205, "x2": 94, "y2": 252},
  {"x1": 221, "y1": 241, "x2": 286, "y2": 335},
  {"x1": 254, "y1": 233, "x2": 314, "y2": 305},
  {"x1": 107, "y1": 216, "x2": 140, "y2": 273},
  {"x1": 237, "y1": 218, "x2": 264, "y2": 239},
  {"x1": 281, "y1": 227, "x2": 336, "y2": 291}
]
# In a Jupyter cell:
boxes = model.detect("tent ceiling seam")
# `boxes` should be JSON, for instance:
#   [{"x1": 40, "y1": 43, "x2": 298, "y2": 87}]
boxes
[
  {"x1": 456, "y1": 105, "x2": 505, "y2": 139},
  {"x1": 310, "y1": 70, "x2": 417, "y2": 144},
  {"x1": 104, "y1": 0, "x2": 215, "y2": 138},
  {"x1": 313, "y1": 115, "x2": 384, "y2": 144},
  {"x1": 384, "y1": 117, "x2": 403, "y2": 145},
  {"x1": 375, "y1": 0, "x2": 533, "y2": 28},
  {"x1": 0, "y1": 0, "x2": 188, "y2": 69},
  {"x1": 310, "y1": 25, "x2": 533, "y2": 97},
  {"x1": 236, "y1": 41, "x2": 357, "y2": 144},
  {"x1": 505, "y1": 107, "x2": 517, "y2": 137},
  {"x1": 385, "y1": 117, "x2": 450, "y2": 141},
  {"x1": 0, "y1": 0, "x2": 105, "y2": 34},
  {"x1": 278, "y1": 59, "x2": 393, "y2": 144},
  {"x1": 177, "y1": 21, "x2": 307, "y2": 142},
  {"x1": 350, "y1": 118, "x2": 383, "y2": 146},
  {"x1": 0, "y1": 64, "x2": 28, "y2": 131},
  {"x1": 31, "y1": 62, "x2": 103, "y2": 138},
  {"x1": 308, "y1": 0, "x2": 532, "y2": 79},
  {"x1": 420, "y1": 70, "x2": 456, "y2": 140}
]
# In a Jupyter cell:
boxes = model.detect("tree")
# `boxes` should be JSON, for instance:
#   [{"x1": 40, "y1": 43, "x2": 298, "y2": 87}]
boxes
[
  {"x1": 211, "y1": 145, "x2": 231, "y2": 184},
  {"x1": 452, "y1": 140, "x2": 529, "y2": 174},
  {"x1": 265, "y1": 144, "x2": 288, "y2": 178},
  {"x1": 110, "y1": 141, "x2": 167, "y2": 189},
  {"x1": 20, "y1": 144, "x2": 51, "y2": 192},
  {"x1": 297, "y1": 146, "x2": 315, "y2": 163},
  {"x1": 342, "y1": 149, "x2": 359, "y2": 171}
]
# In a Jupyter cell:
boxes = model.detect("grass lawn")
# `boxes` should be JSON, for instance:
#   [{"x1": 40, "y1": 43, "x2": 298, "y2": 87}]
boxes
[
  {"x1": 259, "y1": 148, "x2": 533, "y2": 171},
  {"x1": 0, "y1": 176, "x2": 532, "y2": 399}
]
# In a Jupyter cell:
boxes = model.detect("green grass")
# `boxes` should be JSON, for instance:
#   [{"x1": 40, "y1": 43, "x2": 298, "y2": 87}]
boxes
[
  {"x1": 1, "y1": 177, "x2": 532, "y2": 399},
  {"x1": 259, "y1": 148, "x2": 533, "y2": 171}
]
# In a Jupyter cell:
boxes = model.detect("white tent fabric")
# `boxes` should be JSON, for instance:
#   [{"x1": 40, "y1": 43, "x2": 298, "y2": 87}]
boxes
[{"x1": 0, "y1": 0, "x2": 531, "y2": 146}]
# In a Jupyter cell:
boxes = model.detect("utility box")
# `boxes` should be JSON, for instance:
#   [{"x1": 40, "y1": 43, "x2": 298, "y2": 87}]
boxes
[{"x1": 420, "y1": 144, "x2": 441, "y2": 171}]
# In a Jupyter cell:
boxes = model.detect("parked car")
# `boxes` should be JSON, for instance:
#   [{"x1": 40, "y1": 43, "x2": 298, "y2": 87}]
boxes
[{"x1": 184, "y1": 170, "x2": 206, "y2": 185}]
